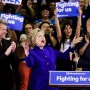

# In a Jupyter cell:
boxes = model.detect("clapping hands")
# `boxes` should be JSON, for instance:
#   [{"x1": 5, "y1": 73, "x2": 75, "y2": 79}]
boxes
[{"x1": 5, "y1": 41, "x2": 16, "y2": 56}]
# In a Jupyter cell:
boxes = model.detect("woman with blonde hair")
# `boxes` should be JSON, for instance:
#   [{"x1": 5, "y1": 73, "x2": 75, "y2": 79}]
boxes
[{"x1": 22, "y1": 28, "x2": 82, "y2": 90}]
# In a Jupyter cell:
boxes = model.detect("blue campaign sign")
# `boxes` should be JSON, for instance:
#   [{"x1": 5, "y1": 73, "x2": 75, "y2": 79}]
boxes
[
  {"x1": 49, "y1": 71, "x2": 90, "y2": 86},
  {"x1": 2, "y1": 0, "x2": 22, "y2": 5},
  {"x1": 56, "y1": 1, "x2": 79, "y2": 17},
  {"x1": 0, "y1": 13, "x2": 24, "y2": 31}
]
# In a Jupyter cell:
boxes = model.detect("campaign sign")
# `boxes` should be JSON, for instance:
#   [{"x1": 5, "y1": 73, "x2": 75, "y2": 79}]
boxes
[
  {"x1": 2, "y1": 0, "x2": 22, "y2": 5},
  {"x1": 0, "y1": 13, "x2": 24, "y2": 31},
  {"x1": 49, "y1": 71, "x2": 90, "y2": 86},
  {"x1": 56, "y1": 1, "x2": 79, "y2": 17}
]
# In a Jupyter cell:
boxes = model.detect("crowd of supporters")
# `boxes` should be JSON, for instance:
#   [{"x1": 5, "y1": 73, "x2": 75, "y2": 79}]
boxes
[{"x1": 0, "y1": 0, "x2": 90, "y2": 90}]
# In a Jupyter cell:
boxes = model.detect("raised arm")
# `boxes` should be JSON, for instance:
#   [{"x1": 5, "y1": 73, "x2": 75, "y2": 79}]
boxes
[
  {"x1": 49, "y1": 34, "x2": 57, "y2": 47},
  {"x1": 54, "y1": 10, "x2": 62, "y2": 42},
  {"x1": 79, "y1": 35, "x2": 89, "y2": 55},
  {"x1": 27, "y1": 0, "x2": 35, "y2": 18},
  {"x1": 75, "y1": 9, "x2": 82, "y2": 38}
]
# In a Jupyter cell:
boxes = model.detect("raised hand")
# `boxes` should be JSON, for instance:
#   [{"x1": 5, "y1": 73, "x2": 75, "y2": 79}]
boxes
[
  {"x1": 21, "y1": 41, "x2": 29, "y2": 57},
  {"x1": 72, "y1": 36, "x2": 83, "y2": 45},
  {"x1": 69, "y1": 52, "x2": 79, "y2": 63},
  {"x1": 54, "y1": 9, "x2": 57, "y2": 16},
  {"x1": 11, "y1": 41, "x2": 16, "y2": 52},
  {"x1": 78, "y1": 8, "x2": 82, "y2": 16},
  {"x1": 27, "y1": 0, "x2": 32, "y2": 7},
  {"x1": 5, "y1": 45, "x2": 13, "y2": 56}
]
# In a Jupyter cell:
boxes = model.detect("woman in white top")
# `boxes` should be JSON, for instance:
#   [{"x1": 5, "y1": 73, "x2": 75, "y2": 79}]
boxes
[{"x1": 55, "y1": 9, "x2": 83, "y2": 71}]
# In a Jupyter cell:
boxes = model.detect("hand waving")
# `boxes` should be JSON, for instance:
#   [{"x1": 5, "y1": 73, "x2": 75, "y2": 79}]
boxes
[{"x1": 72, "y1": 36, "x2": 83, "y2": 45}]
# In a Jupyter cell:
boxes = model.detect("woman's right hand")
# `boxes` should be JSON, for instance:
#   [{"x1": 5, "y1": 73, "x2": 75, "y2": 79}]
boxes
[
  {"x1": 5, "y1": 45, "x2": 13, "y2": 56},
  {"x1": 21, "y1": 41, "x2": 29, "y2": 57},
  {"x1": 5, "y1": 42, "x2": 16, "y2": 56}
]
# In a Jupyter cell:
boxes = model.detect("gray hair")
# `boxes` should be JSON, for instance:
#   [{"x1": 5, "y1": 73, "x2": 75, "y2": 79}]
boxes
[
  {"x1": 0, "y1": 18, "x2": 7, "y2": 25},
  {"x1": 19, "y1": 34, "x2": 28, "y2": 43}
]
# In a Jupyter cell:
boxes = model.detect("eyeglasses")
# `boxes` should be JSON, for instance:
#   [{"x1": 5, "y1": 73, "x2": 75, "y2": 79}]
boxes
[
  {"x1": 42, "y1": 10, "x2": 49, "y2": 13},
  {"x1": 50, "y1": 4, "x2": 55, "y2": 6},
  {"x1": 25, "y1": 27, "x2": 32, "y2": 30}
]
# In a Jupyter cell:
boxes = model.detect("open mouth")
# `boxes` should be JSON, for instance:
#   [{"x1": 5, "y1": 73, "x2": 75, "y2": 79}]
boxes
[
  {"x1": 41, "y1": 40, "x2": 45, "y2": 43},
  {"x1": 44, "y1": 14, "x2": 47, "y2": 16},
  {"x1": 67, "y1": 32, "x2": 71, "y2": 34}
]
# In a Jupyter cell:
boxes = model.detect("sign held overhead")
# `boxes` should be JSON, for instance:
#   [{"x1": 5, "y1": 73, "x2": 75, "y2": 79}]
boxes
[{"x1": 2, "y1": 0, "x2": 22, "y2": 5}]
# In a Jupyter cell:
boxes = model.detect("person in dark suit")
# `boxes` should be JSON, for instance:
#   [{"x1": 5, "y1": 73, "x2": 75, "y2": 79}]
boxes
[
  {"x1": 77, "y1": 18, "x2": 90, "y2": 71},
  {"x1": 0, "y1": 18, "x2": 16, "y2": 90},
  {"x1": 70, "y1": 18, "x2": 90, "y2": 90}
]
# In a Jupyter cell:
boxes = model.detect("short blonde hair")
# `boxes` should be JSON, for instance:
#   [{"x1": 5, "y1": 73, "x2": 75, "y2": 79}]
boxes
[{"x1": 29, "y1": 28, "x2": 44, "y2": 47}]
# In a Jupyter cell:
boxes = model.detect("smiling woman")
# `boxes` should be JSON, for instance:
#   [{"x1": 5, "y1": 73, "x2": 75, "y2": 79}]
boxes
[
  {"x1": 0, "y1": 18, "x2": 16, "y2": 90},
  {"x1": 29, "y1": 28, "x2": 41, "y2": 47},
  {"x1": 0, "y1": 19, "x2": 7, "y2": 40},
  {"x1": 20, "y1": 27, "x2": 78, "y2": 90}
]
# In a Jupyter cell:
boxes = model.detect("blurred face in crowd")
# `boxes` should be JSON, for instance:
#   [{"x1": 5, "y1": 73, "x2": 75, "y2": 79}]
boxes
[
  {"x1": 86, "y1": 18, "x2": 90, "y2": 34},
  {"x1": 79, "y1": 0, "x2": 85, "y2": 10},
  {"x1": 49, "y1": 2, "x2": 55, "y2": 12},
  {"x1": 63, "y1": 25, "x2": 72, "y2": 38},
  {"x1": 40, "y1": 23, "x2": 50, "y2": 30},
  {"x1": 41, "y1": 9, "x2": 50, "y2": 18},
  {"x1": 20, "y1": 8, "x2": 27, "y2": 16},
  {"x1": 34, "y1": 31, "x2": 46, "y2": 48},
  {"x1": 7, "y1": 8, "x2": 13, "y2": 14},
  {"x1": 25, "y1": 24, "x2": 33, "y2": 35},
  {"x1": 33, "y1": 22, "x2": 39, "y2": 29},
  {"x1": 0, "y1": 24, "x2": 7, "y2": 39}
]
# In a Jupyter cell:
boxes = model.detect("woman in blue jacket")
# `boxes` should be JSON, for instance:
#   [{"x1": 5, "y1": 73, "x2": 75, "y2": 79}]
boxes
[{"x1": 22, "y1": 28, "x2": 82, "y2": 90}]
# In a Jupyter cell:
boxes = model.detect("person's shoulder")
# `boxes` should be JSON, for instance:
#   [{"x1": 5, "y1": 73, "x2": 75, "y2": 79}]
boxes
[
  {"x1": 2, "y1": 39, "x2": 11, "y2": 48},
  {"x1": 2, "y1": 38, "x2": 11, "y2": 44},
  {"x1": 29, "y1": 48, "x2": 35, "y2": 54}
]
